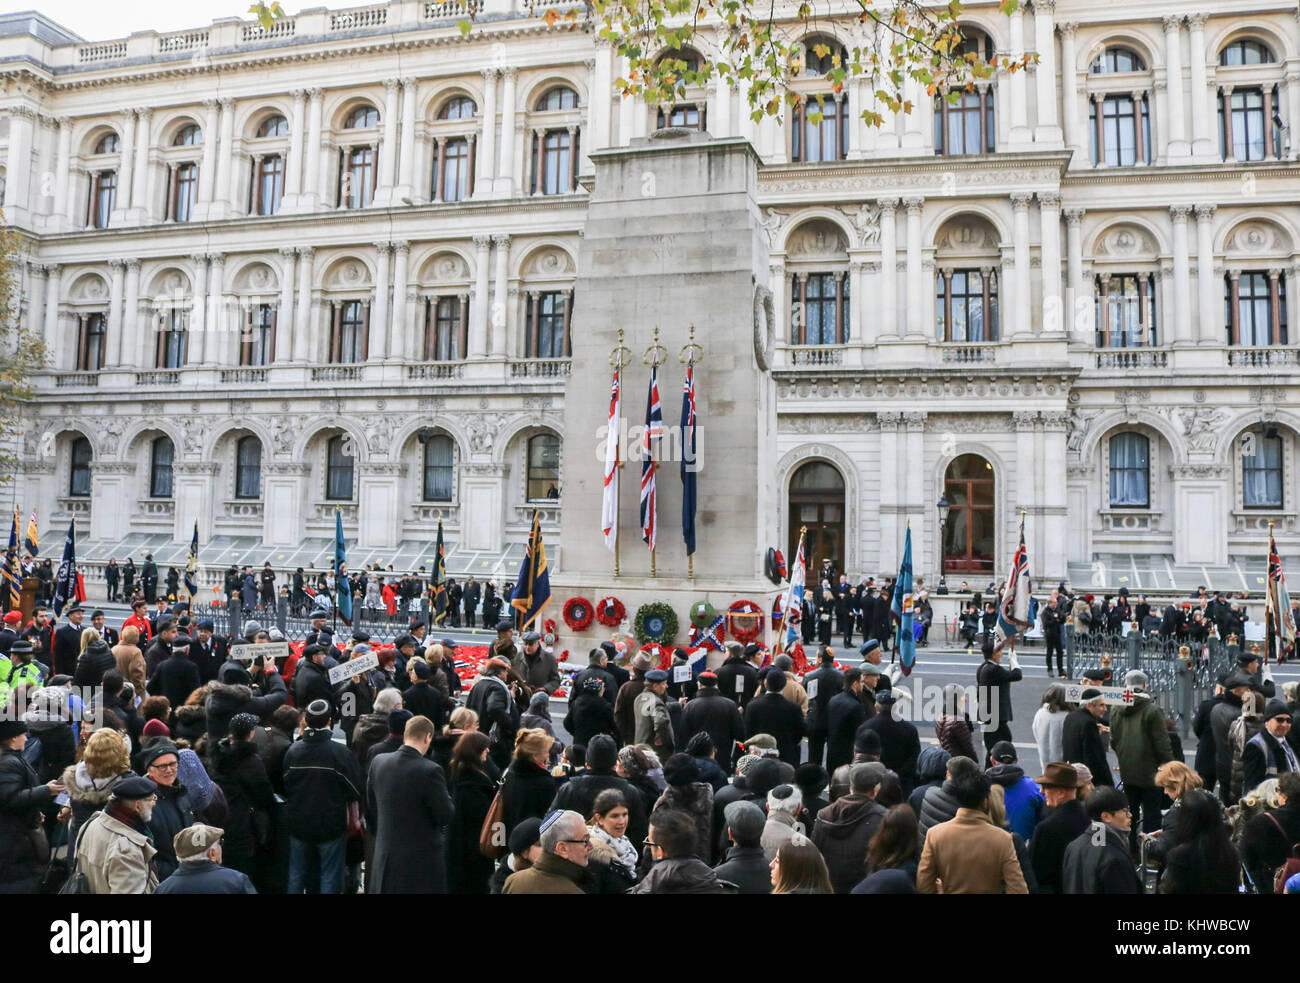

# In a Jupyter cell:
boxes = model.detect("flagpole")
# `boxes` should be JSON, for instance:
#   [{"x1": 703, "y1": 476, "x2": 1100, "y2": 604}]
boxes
[
  {"x1": 1267, "y1": 519, "x2": 1275, "y2": 665},
  {"x1": 644, "y1": 325, "x2": 666, "y2": 579},
  {"x1": 680, "y1": 324, "x2": 704, "y2": 582},
  {"x1": 609, "y1": 330, "x2": 631, "y2": 579}
]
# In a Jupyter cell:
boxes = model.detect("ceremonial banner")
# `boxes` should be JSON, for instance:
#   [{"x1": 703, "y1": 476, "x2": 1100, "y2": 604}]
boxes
[
  {"x1": 891, "y1": 525, "x2": 916, "y2": 676},
  {"x1": 511, "y1": 511, "x2": 552, "y2": 631},
  {"x1": 24, "y1": 509, "x2": 38, "y2": 557},
  {"x1": 680, "y1": 358, "x2": 697, "y2": 556},
  {"x1": 640, "y1": 366, "x2": 662, "y2": 549},
  {"x1": 52, "y1": 520, "x2": 78, "y2": 617},
  {"x1": 334, "y1": 509, "x2": 353, "y2": 625},
  {"x1": 994, "y1": 513, "x2": 1033, "y2": 654},
  {"x1": 3, "y1": 508, "x2": 19, "y2": 610},
  {"x1": 780, "y1": 529, "x2": 807, "y2": 650},
  {"x1": 184, "y1": 520, "x2": 199, "y2": 602},
  {"x1": 432, "y1": 519, "x2": 448, "y2": 628},
  {"x1": 1267, "y1": 530, "x2": 1296, "y2": 660},
  {"x1": 602, "y1": 367, "x2": 621, "y2": 551}
]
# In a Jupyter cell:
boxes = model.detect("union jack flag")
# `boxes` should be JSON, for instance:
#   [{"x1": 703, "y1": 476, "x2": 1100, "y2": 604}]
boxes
[
  {"x1": 1267, "y1": 531, "x2": 1296, "y2": 656},
  {"x1": 993, "y1": 514, "x2": 1033, "y2": 654},
  {"x1": 640, "y1": 366, "x2": 663, "y2": 550}
]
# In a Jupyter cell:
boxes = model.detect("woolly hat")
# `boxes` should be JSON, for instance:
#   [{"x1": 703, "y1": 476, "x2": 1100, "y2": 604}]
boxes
[
  {"x1": 586, "y1": 734, "x2": 618, "y2": 771},
  {"x1": 662, "y1": 753, "x2": 699, "y2": 788},
  {"x1": 141, "y1": 718, "x2": 171, "y2": 739},
  {"x1": 388, "y1": 709, "x2": 413, "y2": 736},
  {"x1": 1264, "y1": 699, "x2": 1292, "y2": 721},
  {"x1": 509, "y1": 817, "x2": 542, "y2": 856}
]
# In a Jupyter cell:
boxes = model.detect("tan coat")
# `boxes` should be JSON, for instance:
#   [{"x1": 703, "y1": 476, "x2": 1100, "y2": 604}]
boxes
[
  {"x1": 917, "y1": 807, "x2": 1028, "y2": 895},
  {"x1": 112, "y1": 643, "x2": 147, "y2": 695},
  {"x1": 501, "y1": 850, "x2": 588, "y2": 894},
  {"x1": 75, "y1": 810, "x2": 159, "y2": 895},
  {"x1": 782, "y1": 678, "x2": 809, "y2": 716}
]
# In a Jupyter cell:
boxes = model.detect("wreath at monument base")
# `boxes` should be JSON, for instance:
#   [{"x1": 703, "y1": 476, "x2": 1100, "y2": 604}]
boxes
[{"x1": 633, "y1": 601, "x2": 679, "y2": 645}]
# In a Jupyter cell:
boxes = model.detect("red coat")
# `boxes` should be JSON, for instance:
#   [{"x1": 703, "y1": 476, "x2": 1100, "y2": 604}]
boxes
[
  {"x1": 122, "y1": 612, "x2": 152, "y2": 643},
  {"x1": 382, "y1": 584, "x2": 397, "y2": 616}
]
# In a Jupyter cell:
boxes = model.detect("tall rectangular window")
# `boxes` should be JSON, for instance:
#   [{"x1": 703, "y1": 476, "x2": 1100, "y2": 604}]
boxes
[
  {"x1": 792, "y1": 96, "x2": 847, "y2": 163},
  {"x1": 172, "y1": 163, "x2": 198, "y2": 221},
  {"x1": 442, "y1": 139, "x2": 470, "y2": 202},
  {"x1": 423, "y1": 435, "x2": 454, "y2": 502},
  {"x1": 1109, "y1": 432, "x2": 1150, "y2": 507},
  {"x1": 1220, "y1": 88, "x2": 1279, "y2": 161},
  {"x1": 77, "y1": 313, "x2": 107, "y2": 371},
  {"x1": 796, "y1": 273, "x2": 848, "y2": 344},
  {"x1": 1243, "y1": 433, "x2": 1283, "y2": 508},
  {"x1": 341, "y1": 146, "x2": 375, "y2": 208},
  {"x1": 90, "y1": 170, "x2": 117, "y2": 228},
  {"x1": 336, "y1": 300, "x2": 366, "y2": 363},
  {"x1": 936, "y1": 269, "x2": 998, "y2": 342},
  {"x1": 326, "y1": 434, "x2": 355, "y2": 501},
  {"x1": 935, "y1": 90, "x2": 994, "y2": 155},
  {"x1": 256, "y1": 155, "x2": 284, "y2": 215},
  {"x1": 540, "y1": 130, "x2": 571, "y2": 195},
  {"x1": 158, "y1": 309, "x2": 187, "y2": 368},
  {"x1": 431, "y1": 296, "x2": 460, "y2": 360},
  {"x1": 1095, "y1": 274, "x2": 1157, "y2": 347},
  {"x1": 1227, "y1": 272, "x2": 1287, "y2": 346},
  {"x1": 1089, "y1": 95, "x2": 1150, "y2": 166},
  {"x1": 242, "y1": 304, "x2": 275, "y2": 366},
  {"x1": 526, "y1": 292, "x2": 568, "y2": 358}
]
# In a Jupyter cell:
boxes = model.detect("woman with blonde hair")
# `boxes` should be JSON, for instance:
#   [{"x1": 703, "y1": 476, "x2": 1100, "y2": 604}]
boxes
[
  {"x1": 501, "y1": 727, "x2": 555, "y2": 836},
  {"x1": 61, "y1": 727, "x2": 132, "y2": 845},
  {"x1": 78, "y1": 627, "x2": 101, "y2": 658},
  {"x1": 770, "y1": 834, "x2": 833, "y2": 894}
]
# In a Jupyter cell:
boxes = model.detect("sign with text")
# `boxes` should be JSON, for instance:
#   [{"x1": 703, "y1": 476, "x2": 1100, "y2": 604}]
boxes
[
  {"x1": 230, "y1": 642, "x2": 290, "y2": 663},
  {"x1": 329, "y1": 651, "x2": 379, "y2": 685},
  {"x1": 1064, "y1": 683, "x2": 1139, "y2": 707}
]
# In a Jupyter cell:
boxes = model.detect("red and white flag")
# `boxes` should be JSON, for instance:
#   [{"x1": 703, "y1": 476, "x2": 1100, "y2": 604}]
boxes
[{"x1": 602, "y1": 368, "x2": 621, "y2": 552}]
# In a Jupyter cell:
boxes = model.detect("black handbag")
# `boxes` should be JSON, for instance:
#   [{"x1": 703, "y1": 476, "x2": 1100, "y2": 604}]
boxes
[{"x1": 56, "y1": 814, "x2": 100, "y2": 895}]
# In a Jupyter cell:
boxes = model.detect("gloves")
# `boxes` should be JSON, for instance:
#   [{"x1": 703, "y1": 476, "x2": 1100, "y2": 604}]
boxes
[
  {"x1": 1007, "y1": 652, "x2": 1021, "y2": 672},
  {"x1": 1262, "y1": 661, "x2": 1274, "y2": 682},
  {"x1": 887, "y1": 663, "x2": 904, "y2": 687}
]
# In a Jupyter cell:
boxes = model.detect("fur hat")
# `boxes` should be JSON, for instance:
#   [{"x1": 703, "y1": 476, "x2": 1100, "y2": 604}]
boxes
[{"x1": 663, "y1": 753, "x2": 699, "y2": 787}]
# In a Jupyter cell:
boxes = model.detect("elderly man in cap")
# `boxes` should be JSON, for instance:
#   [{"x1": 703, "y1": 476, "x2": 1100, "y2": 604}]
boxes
[
  {"x1": 147, "y1": 633, "x2": 200, "y2": 712},
  {"x1": 858, "y1": 638, "x2": 895, "y2": 692},
  {"x1": 75, "y1": 775, "x2": 161, "y2": 894},
  {"x1": 634, "y1": 669, "x2": 675, "y2": 763},
  {"x1": 1109, "y1": 668, "x2": 1172, "y2": 851},
  {"x1": 1243, "y1": 699, "x2": 1299, "y2": 792},
  {"x1": 1027, "y1": 762, "x2": 1090, "y2": 894},
  {"x1": 503, "y1": 809, "x2": 591, "y2": 893},
  {"x1": 467, "y1": 657, "x2": 522, "y2": 771},
  {"x1": 1062, "y1": 684, "x2": 1114, "y2": 787},
  {"x1": 1237, "y1": 647, "x2": 1276, "y2": 699},
  {"x1": 1211, "y1": 670, "x2": 1256, "y2": 805},
  {"x1": 711, "y1": 800, "x2": 771, "y2": 893},
  {"x1": 154, "y1": 824, "x2": 257, "y2": 894},
  {"x1": 52, "y1": 603, "x2": 86, "y2": 678},
  {"x1": 573, "y1": 647, "x2": 619, "y2": 708},
  {"x1": 513, "y1": 629, "x2": 561, "y2": 696},
  {"x1": 292, "y1": 642, "x2": 340, "y2": 719},
  {"x1": 190, "y1": 619, "x2": 227, "y2": 684}
]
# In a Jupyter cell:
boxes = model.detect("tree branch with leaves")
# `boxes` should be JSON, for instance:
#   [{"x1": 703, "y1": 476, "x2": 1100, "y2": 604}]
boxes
[{"x1": 0, "y1": 219, "x2": 50, "y2": 489}]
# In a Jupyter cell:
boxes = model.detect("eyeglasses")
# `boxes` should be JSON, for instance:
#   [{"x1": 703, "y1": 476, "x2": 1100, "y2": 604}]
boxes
[
  {"x1": 1276, "y1": 718, "x2": 1293, "y2": 725},
  {"x1": 562, "y1": 837, "x2": 592, "y2": 847},
  {"x1": 642, "y1": 839, "x2": 659, "y2": 849},
  {"x1": 149, "y1": 761, "x2": 179, "y2": 771}
]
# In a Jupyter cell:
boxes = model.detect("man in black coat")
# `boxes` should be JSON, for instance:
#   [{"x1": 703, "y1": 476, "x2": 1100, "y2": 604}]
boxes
[
  {"x1": 365, "y1": 714, "x2": 454, "y2": 893},
  {"x1": 148, "y1": 635, "x2": 202, "y2": 712},
  {"x1": 141, "y1": 554, "x2": 159, "y2": 603},
  {"x1": 292, "y1": 644, "x2": 341, "y2": 720},
  {"x1": 742, "y1": 671, "x2": 806, "y2": 768},
  {"x1": 974, "y1": 638, "x2": 1022, "y2": 764},
  {"x1": 714, "y1": 642, "x2": 760, "y2": 708},
  {"x1": 1242, "y1": 700, "x2": 1298, "y2": 792},
  {"x1": 403, "y1": 660, "x2": 449, "y2": 731},
  {"x1": 681, "y1": 672, "x2": 748, "y2": 768},
  {"x1": 144, "y1": 620, "x2": 179, "y2": 678},
  {"x1": 205, "y1": 659, "x2": 289, "y2": 741},
  {"x1": 571, "y1": 648, "x2": 619, "y2": 708},
  {"x1": 1028, "y1": 762, "x2": 1091, "y2": 894},
  {"x1": 550, "y1": 735, "x2": 649, "y2": 846},
  {"x1": 191, "y1": 620, "x2": 229, "y2": 684},
  {"x1": 872, "y1": 585, "x2": 894, "y2": 653},
  {"x1": 466, "y1": 658, "x2": 521, "y2": 771},
  {"x1": 803, "y1": 647, "x2": 844, "y2": 768},
  {"x1": 712, "y1": 800, "x2": 770, "y2": 894},
  {"x1": 1062, "y1": 786, "x2": 1142, "y2": 894},
  {"x1": 283, "y1": 700, "x2": 365, "y2": 894},
  {"x1": 1061, "y1": 690, "x2": 1114, "y2": 787},
  {"x1": 462, "y1": 577, "x2": 481, "y2": 628},
  {"x1": 825, "y1": 667, "x2": 869, "y2": 775},
  {"x1": 51, "y1": 605, "x2": 86, "y2": 678},
  {"x1": 861, "y1": 690, "x2": 921, "y2": 797}
]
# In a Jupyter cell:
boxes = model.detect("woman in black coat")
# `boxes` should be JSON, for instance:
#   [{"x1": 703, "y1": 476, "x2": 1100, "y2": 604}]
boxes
[
  {"x1": 1159, "y1": 790, "x2": 1241, "y2": 893},
  {"x1": 447, "y1": 732, "x2": 497, "y2": 894},
  {"x1": 0, "y1": 723, "x2": 59, "y2": 892},
  {"x1": 501, "y1": 728, "x2": 557, "y2": 836},
  {"x1": 1239, "y1": 776, "x2": 1300, "y2": 894},
  {"x1": 816, "y1": 590, "x2": 835, "y2": 646},
  {"x1": 211, "y1": 722, "x2": 277, "y2": 884},
  {"x1": 165, "y1": 567, "x2": 180, "y2": 600},
  {"x1": 564, "y1": 679, "x2": 618, "y2": 748}
]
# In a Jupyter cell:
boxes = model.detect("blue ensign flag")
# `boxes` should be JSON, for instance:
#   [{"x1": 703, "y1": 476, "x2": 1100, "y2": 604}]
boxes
[
  {"x1": 335, "y1": 508, "x2": 353, "y2": 625},
  {"x1": 891, "y1": 525, "x2": 916, "y2": 676}
]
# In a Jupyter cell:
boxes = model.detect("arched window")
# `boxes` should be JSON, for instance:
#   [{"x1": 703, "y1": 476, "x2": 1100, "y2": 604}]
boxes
[
  {"x1": 173, "y1": 124, "x2": 202, "y2": 146},
  {"x1": 345, "y1": 105, "x2": 380, "y2": 129},
  {"x1": 257, "y1": 114, "x2": 288, "y2": 137},
  {"x1": 1219, "y1": 39, "x2": 1274, "y2": 66},
  {"x1": 94, "y1": 133, "x2": 120, "y2": 155},
  {"x1": 943, "y1": 454, "x2": 995, "y2": 573},
  {"x1": 526, "y1": 434, "x2": 561, "y2": 501},
  {"x1": 798, "y1": 36, "x2": 846, "y2": 77},
  {"x1": 423, "y1": 435, "x2": 454, "y2": 501},
  {"x1": 1243, "y1": 432, "x2": 1283, "y2": 508},
  {"x1": 69, "y1": 437, "x2": 92, "y2": 497},
  {"x1": 150, "y1": 436, "x2": 175, "y2": 498},
  {"x1": 536, "y1": 86, "x2": 579, "y2": 111},
  {"x1": 1108, "y1": 433, "x2": 1149, "y2": 507},
  {"x1": 326, "y1": 435, "x2": 355, "y2": 500},
  {"x1": 788, "y1": 461, "x2": 845, "y2": 572},
  {"x1": 657, "y1": 48, "x2": 702, "y2": 73},
  {"x1": 438, "y1": 96, "x2": 476, "y2": 120},
  {"x1": 1090, "y1": 46, "x2": 1147, "y2": 73},
  {"x1": 235, "y1": 436, "x2": 262, "y2": 499}
]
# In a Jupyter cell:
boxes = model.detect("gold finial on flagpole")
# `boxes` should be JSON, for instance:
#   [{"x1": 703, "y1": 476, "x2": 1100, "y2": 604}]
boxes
[
  {"x1": 679, "y1": 323, "x2": 704, "y2": 364},
  {"x1": 644, "y1": 325, "x2": 667, "y2": 367}
]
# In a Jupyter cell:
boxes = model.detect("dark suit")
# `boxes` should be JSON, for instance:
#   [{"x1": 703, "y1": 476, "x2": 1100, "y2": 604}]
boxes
[
  {"x1": 462, "y1": 581, "x2": 482, "y2": 627},
  {"x1": 52, "y1": 622, "x2": 85, "y2": 677},
  {"x1": 366, "y1": 745, "x2": 454, "y2": 893}
]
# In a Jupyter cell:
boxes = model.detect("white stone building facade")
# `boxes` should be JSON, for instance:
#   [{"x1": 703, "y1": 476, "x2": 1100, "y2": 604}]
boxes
[{"x1": 1, "y1": 0, "x2": 1298, "y2": 592}]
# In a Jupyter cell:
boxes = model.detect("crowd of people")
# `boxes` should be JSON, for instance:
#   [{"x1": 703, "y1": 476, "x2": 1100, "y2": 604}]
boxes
[{"x1": 1, "y1": 578, "x2": 1297, "y2": 896}]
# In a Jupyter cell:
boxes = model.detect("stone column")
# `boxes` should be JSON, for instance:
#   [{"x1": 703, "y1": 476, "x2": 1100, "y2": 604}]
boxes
[
  {"x1": 491, "y1": 234, "x2": 510, "y2": 356},
  {"x1": 205, "y1": 254, "x2": 226, "y2": 365},
  {"x1": 1008, "y1": 5, "x2": 1030, "y2": 145},
  {"x1": 303, "y1": 88, "x2": 324, "y2": 208},
  {"x1": 284, "y1": 89, "x2": 306, "y2": 205},
  {"x1": 370, "y1": 242, "x2": 392, "y2": 360},
  {"x1": 375, "y1": 79, "x2": 400, "y2": 204},
  {"x1": 849, "y1": 261, "x2": 866, "y2": 346},
  {"x1": 1040, "y1": 412, "x2": 1068, "y2": 580},
  {"x1": 498, "y1": 68, "x2": 518, "y2": 195},
  {"x1": 276, "y1": 247, "x2": 296, "y2": 362},
  {"x1": 121, "y1": 259, "x2": 140, "y2": 368},
  {"x1": 1033, "y1": 0, "x2": 1059, "y2": 142},
  {"x1": 476, "y1": 69, "x2": 498, "y2": 196},
  {"x1": 1064, "y1": 208, "x2": 1087, "y2": 343},
  {"x1": 1058, "y1": 23, "x2": 1083, "y2": 162},
  {"x1": 396, "y1": 78, "x2": 417, "y2": 198},
  {"x1": 1163, "y1": 16, "x2": 1188, "y2": 159},
  {"x1": 1170, "y1": 205, "x2": 1192, "y2": 344},
  {"x1": 115, "y1": 109, "x2": 135, "y2": 215},
  {"x1": 214, "y1": 97, "x2": 235, "y2": 212},
  {"x1": 189, "y1": 255, "x2": 209, "y2": 364},
  {"x1": 293, "y1": 247, "x2": 314, "y2": 361},
  {"x1": 42, "y1": 265, "x2": 61, "y2": 356},
  {"x1": 878, "y1": 411, "x2": 901, "y2": 571},
  {"x1": 2, "y1": 105, "x2": 33, "y2": 221},
  {"x1": 470, "y1": 234, "x2": 491, "y2": 358},
  {"x1": 1011, "y1": 193, "x2": 1032, "y2": 337},
  {"x1": 903, "y1": 198, "x2": 925, "y2": 338},
  {"x1": 133, "y1": 109, "x2": 153, "y2": 218},
  {"x1": 390, "y1": 241, "x2": 409, "y2": 361},
  {"x1": 198, "y1": 99, "x2": 219, "y2": 203},
  {"x1": 52, "y1": 117, "x2": 72, "y2": 225},
  {"x1": 1014, "y1": 410, "x2": 1037, "y2": 534},
  {"x1": 592, "y1": 41, "x2": 613, "y2": 151},
  {"x1": 1186, "y1": 15, "x2": 1212, "y2": 158},
  {"x1": 618, "y1": 56, "x2": 636, "y2": 147},
  {"x1": 105, "y1": 260, "x2": 125, "y2": 365},
  {"x1": 1194, "y1": 204, "x2": 1218, "y2": 344},
  {"x1": 878, "y1": 198, "x2": 899, "y2": 339},
  {"x1": 1039, "y1": 191, "x2": 1063, "y2": 334}
]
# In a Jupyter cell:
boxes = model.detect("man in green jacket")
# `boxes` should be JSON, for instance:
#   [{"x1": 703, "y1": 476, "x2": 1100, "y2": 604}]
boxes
[
  {"x1": 502, "y1": 810, "x2": 590, "y2": 894},
  {"x1": 1108, "y1": 669, "x2": 1172, "y2": 854}
]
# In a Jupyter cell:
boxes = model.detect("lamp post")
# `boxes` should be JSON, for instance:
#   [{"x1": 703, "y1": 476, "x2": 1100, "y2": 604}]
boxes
[{"x1": 936, "y1": 494, "x2": 950, "y2": 588}]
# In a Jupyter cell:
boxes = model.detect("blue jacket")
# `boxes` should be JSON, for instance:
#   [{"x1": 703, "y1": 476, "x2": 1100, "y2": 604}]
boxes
[
  {"x1": 987, "y1": 764, "x2": 1045, "y2": 842},
  {"x1": 154, "y1": 859, "x2": 257, "y2": 894}
]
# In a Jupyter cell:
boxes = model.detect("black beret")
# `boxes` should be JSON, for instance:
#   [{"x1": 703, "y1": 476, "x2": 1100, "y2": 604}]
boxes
[{"x1": 112, "y1": 776, "x2": 158, "y2": 801}]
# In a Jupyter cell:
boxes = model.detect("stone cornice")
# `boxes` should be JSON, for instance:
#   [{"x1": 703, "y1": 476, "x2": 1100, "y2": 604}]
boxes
[{"x1": 759, "y1": 152, "x2": 1072, "y2": 190}]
